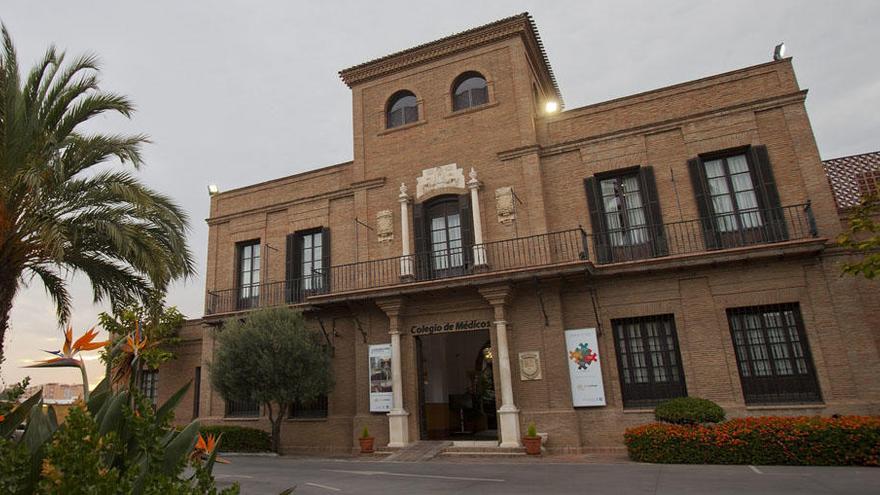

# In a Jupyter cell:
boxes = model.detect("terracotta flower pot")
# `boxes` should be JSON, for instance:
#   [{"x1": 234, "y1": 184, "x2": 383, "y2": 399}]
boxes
[
  {"x1": 523, "y1": 436, "x2": 542, "y2": 455},
  {"x1": 359, "y1": 436, "x2": 375, "y2": 454}
]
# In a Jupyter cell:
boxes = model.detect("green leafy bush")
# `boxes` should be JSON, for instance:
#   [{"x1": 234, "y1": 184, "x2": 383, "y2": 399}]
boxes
[
  {"x1": 200, "y1": 425, "x2": 271, "y2": 452},
  {"x1": 654, "y1": 397, "x2": 725, "y2": 425},
  {"x1": 526, "y1": 422, "x2": 538, "y2": 438},
  {"x1": 625, "y1": 415, "x2": 880, "y2": 465}
]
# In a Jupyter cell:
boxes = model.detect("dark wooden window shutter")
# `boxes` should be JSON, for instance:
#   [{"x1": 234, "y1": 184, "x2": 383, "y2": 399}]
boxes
[
  {"x1": 584, "y1": 177, "x2": 611, "y2": 263},
  {"x1": 412, "y1": 202, "x2": 427, "y2": 277},
  {"x1": 320, "y1": 227, "x2": 331, "y2": 292},
  {"x1": 458, "y1": 193, "x2": 475, "y2": 267},
  {"x1": 286, "y1": 233, "x2": 304, "y2": 302},
  {"x1": 749, "y1": 145, "x2": 788, "y2": 242},
  {"x1": 687, "y1": 157, "x2": 721, "y2": 250},
  {"x1": 638, "y1": 166, "x2": 668, "y2": 256}
]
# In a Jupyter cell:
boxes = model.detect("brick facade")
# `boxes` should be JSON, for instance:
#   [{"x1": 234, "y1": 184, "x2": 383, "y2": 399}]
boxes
[{"x1": 157, "y1": 13, "x2": 880, "y2": 454}]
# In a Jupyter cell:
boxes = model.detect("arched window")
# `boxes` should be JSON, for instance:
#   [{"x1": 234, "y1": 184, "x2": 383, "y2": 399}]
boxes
[
  {"x1": 386, "y1": 90, "x2": 419, "y2": 128},
  {"x1": 452, "y1": 72, "x2": 488, "y2": 111}
]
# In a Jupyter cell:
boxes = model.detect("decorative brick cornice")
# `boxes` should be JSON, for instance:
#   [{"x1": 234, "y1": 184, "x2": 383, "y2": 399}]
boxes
[{"x1": 338, "y1": 12, "x2": 562, "y2": 106}]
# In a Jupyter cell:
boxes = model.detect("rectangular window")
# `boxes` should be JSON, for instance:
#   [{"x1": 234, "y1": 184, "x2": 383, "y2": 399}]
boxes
[
  {"x1": 689, "y1": 146, "x2": 788, "y2": 250},
  {"x1": 225, "y1": 399, "x2": 260, "y2": 418},
  {"x1": 139, "y1": 369, "x2": 159, "y2": 407},
  {"x1": 727, "y1": 303, "x2": 821, "y2": 405},
  {"x1": 585, "y1": 166, "x2": 666, "y2": 264},
  {"x1": 286, "y1": 228, "x2": 330, "y2": 302},
  {"x1": 600, "y1": 173, "x2": 649, "y2": 247},
  {"x1": 289, "y1": 395, "x2": 329, "y2": 419},
  {"x1": 300, "y1": 230, "x2": 324, "y2": 291},
  {"x1": 237, "y1": 240, "x2": 260, "y2": 309},
  {"x1": 612, "y1": 314, "x2": 687, "y2": 408},
  {"x1": 703, "y1": 154, "x2": 763, "y2": 233}
]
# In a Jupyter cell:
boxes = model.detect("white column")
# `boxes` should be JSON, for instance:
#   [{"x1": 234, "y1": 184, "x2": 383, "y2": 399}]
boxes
[
  {"x1": 493, "y1": 318, "x2": 521, "y2": 447},
  {"x1": 398, "y1": 183, "x2": 413, "y2": 278},
  {"x1": 467, "y1": 168, "x2": 487, "y2": 266},
  {"x1": 386, "y1": 313, "x2": 409, "y2": 447}
]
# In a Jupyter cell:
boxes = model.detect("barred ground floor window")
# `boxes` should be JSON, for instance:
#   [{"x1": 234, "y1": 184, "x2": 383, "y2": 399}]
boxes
[
  {"x1": 225, "y1": 399, "x2": 260, "y2": 418},
  {"x1": 612, "y1": 314, "x2": 687, "y2": 408},
  {"x1": 139, "y1": 369, "x2": 159, "y2": 407},
  {"x1": 727, "y1": 303, "x2": 822, "y2": 405},
  {"x1": 289, "y1": 395, "x2": 328, "y2": 419}
]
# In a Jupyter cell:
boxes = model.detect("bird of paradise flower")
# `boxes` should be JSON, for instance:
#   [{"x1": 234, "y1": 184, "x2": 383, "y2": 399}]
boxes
[
  {"x1": 25, "y1": 326, "x2": 109, "y2": 401},
  {"x1": 191, "y1": 433, "x2": 229, "y2": 464}
]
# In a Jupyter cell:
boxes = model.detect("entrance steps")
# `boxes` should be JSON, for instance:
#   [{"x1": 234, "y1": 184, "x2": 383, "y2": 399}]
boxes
[
  {"x1": 440, "y1": 440, "x2": 525, "y2": 457},
  {"x1": 384, "y1": 441, "x2": 451, "y2": 462}
]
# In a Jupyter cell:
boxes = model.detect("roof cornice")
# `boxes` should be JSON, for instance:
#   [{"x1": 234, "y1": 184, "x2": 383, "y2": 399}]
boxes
[{"x1": 338, "y1": 12, "x2": 562, "y2": 106}]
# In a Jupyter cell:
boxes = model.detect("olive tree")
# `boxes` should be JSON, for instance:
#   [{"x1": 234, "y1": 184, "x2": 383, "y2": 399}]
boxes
[{"x1": 210, "y1": 308, "x2": 333, "y2": 452}]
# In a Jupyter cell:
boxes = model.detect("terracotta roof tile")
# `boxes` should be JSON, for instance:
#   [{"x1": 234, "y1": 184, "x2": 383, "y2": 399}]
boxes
[{"x1": 823, "y1": 151, "x2": 880, "y2": 210}]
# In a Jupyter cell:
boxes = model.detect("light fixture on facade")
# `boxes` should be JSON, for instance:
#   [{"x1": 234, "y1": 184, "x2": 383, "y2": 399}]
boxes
[
  {"x1": 773, "y1": 42, "x2": 786, "y2": 61},
  {"x1": 544, "y1": 100, "x2": 559, "y2": 114},
  {"x1": 207, "y1": 184, "x2": 220, "y2": 196}
]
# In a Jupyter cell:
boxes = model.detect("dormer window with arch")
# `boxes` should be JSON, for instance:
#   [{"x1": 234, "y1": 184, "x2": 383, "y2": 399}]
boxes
[
  {"x1": 386, "y1": 90, "x2": 419, "y2": 128},
  {"x1": 452, "y1": 72, "x2": 488, "y2": 111}
]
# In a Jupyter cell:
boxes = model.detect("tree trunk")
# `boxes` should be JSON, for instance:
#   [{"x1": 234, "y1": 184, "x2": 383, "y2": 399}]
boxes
[
  {"x1": 267, "y1": 402, "x2": 288, "y2": 453},
  {"x1": 0, "y1": 273, "x2": 17, "y2": 366}
]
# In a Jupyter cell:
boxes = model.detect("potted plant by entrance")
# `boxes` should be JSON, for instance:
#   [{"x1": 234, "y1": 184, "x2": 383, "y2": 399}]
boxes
[
  {"x1": 359, "y1": 426, "x2": 375, "y2": 454},
  {"x1": 523, "y1": 422, "x2": 542, "y2": 455}
]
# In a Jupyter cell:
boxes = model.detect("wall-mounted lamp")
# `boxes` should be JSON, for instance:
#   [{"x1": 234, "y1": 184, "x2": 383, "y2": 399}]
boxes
[
  {"x1": 544, "y1": 100, "x2": 559, "y2": 114},
  {"x1": 207, "y1": 184, "x2": 219, "y2": 196}
]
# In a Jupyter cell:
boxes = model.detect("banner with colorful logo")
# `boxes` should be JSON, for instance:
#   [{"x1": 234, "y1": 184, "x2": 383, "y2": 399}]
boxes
[
  {"x1": 368, "y1": 344, "x2": 393, "y2": 412},
  {"x1": 564, "y1": 328, "x2": 606, "y2": 407}
]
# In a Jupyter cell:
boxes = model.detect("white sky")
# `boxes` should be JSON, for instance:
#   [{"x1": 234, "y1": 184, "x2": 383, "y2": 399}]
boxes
[{"x1": 2, "y1": 0, "x2": 878, "y2": 388}]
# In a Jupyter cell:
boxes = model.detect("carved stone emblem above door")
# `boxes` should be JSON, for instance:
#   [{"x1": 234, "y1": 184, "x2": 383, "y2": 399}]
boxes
[{"x1": 415, "y1": 163, "x2": 466, "y2": 200}]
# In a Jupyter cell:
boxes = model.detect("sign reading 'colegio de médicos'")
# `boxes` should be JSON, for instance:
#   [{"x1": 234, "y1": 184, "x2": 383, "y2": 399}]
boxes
[{"x1": 409, "y1": 319, "x2": 491, "y2": 335}]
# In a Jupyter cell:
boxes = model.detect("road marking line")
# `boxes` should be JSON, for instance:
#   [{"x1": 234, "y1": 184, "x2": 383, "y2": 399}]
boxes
[
  {"x1": 322, "y1": 469, "x2": 504, "y2": 483},
  {"x1": 749, "y1": 465, "x2": 763, "y2": 474},
  {"x1": 306, "y1": 482, "x2": 342, "y2": 491}
]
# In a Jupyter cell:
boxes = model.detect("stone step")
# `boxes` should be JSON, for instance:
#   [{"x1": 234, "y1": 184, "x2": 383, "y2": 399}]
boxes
[{"x1": 384, "y1": 441, "x2": 451, "y2": 462}]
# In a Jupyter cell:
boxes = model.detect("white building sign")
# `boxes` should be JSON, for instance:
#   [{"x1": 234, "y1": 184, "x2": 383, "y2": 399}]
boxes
[
  {"x1": 564, "y1": 328, "x2": 606, "y2": 407},
  {"x1": 368, "y1": 344, "x2": 393, "y2": 412}
]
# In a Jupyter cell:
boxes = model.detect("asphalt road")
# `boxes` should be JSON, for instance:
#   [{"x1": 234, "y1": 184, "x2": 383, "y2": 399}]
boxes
[{"x1": 213, "y1": 456, "x2": 880, "y2": 494}]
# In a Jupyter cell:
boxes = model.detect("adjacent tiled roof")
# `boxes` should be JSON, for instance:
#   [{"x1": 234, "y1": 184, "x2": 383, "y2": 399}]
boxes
[
  {"x1": 823, "y1": 151, "x2": 880, "y2": 210},
  {"x1": 338, "y1": 12, "x2": 562, "y2": 106}
]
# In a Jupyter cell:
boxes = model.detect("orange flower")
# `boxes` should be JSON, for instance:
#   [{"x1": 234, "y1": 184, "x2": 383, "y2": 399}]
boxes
[
  {"x1": 27, "y1": 326, "x2": 109, "y2": 368},
  {"x1": 192, "y1": 433, "x2": 229, "y2": 464}
]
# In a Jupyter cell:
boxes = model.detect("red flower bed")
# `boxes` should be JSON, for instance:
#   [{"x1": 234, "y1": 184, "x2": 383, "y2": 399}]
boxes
[{"x1": 624, "y1": 416, "x2": 880, "y2": 466}]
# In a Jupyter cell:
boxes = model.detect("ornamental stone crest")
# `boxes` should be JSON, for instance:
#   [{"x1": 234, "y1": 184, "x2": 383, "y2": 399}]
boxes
[
  {"x1": 415, "y1": 164, "x2": 466, "y2": 199},
  {"x1": 376, "y1": 210, "x2": 393, "y2": 243},
  {"x1": 495, "y1": 186, "x2": 516, "y2": 224},
  {"x1": 519, "y1": 351, "x2": 542, "y2": 381}
]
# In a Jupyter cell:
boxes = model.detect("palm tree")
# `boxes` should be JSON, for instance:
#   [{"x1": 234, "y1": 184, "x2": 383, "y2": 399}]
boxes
[{"x1": 0, "y1": 24, "x2": 195, "y2": 362}]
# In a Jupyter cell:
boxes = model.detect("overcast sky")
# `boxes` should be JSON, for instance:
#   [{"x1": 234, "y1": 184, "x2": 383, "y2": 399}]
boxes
[{"x1": 2, "y1": 0, "x2": 878, "y2": 388}]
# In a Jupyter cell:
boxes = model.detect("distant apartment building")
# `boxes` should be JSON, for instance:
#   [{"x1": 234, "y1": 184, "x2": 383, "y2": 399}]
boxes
[
  {"x1": 24, "y1": 382, "x2": 84, "y2": 404},
  {"x1": 157, "y1": 13, "x2": 880, "y2": 454}
]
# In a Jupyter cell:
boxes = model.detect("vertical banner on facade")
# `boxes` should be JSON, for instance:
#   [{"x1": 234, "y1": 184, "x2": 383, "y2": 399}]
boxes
[
  {"x1": 368, "y1": 344, "x2": 393, "y2": 412},
  {"x1": 564, "y1": 328, "x2": 606, "y2": 407}
]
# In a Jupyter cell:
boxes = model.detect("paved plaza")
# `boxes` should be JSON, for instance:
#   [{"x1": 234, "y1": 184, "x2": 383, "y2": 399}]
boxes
[{"x1": 214, "y1": 456, "x2": 880, "y2": 494}]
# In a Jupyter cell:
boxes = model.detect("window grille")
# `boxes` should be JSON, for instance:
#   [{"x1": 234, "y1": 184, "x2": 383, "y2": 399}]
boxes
[
  {"x1": 612, "y1": 314, "x2": 687, "y2": 408},
  {"x1": 727, "y1": 303, "x2": 821, "y2": 405}
]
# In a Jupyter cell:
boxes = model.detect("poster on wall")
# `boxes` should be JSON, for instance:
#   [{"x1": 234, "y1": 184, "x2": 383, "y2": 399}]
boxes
[
  {"x1": 564, "y1": 328, "x2": 606, "y2": 407},
  {"x1": 368, "y1": 344, "x2": 393, "y2": 412}
]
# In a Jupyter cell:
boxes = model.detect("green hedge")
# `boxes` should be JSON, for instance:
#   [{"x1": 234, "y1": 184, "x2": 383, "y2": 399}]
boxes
[
  {"x1": 654, "y1": 397, "x2": 725, "y2": 425},
  {"x1": 625, "y1": 416, "x2": 880, "y2": 466},
  {"x1": 199, "y1": 425, "x2": 271, "y2": 452}
]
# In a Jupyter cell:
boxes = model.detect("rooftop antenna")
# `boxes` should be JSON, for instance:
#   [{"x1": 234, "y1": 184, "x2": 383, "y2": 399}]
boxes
[{"x1": 773, "y1": 42, "x2": 786, "y2": 61}]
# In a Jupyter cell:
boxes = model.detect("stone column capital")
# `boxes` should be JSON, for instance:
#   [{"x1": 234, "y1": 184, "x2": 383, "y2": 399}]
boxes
[
  {"x1": 398, "y1": 182, "x2": 411, "y2": 202},
  {"x1": 478, "y1": 284, "x2": 512, "y2": 307},
  {"x1": 375, "y1": 297, "x2": 405, "y2": 318},
  {"x1": 467, "y1": 167, "x2": 481, "y2": 190}
]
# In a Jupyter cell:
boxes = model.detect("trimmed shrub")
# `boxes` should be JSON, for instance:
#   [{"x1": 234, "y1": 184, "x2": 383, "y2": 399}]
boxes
[
  {"x1": 654, "y1": 397, "x2": 725, "y2": 425},
  {"x1": 200, "y1": 425, "x2": 271, "y2": 452},
  {"x1": 625, "y1": 415, "x2": 880, "y2": 466}
]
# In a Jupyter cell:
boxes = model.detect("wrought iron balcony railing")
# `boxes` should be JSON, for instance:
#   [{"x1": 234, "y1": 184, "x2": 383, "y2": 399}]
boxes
[{"x1": 205, "y1": 203, "x2": 818, "y2": 315}]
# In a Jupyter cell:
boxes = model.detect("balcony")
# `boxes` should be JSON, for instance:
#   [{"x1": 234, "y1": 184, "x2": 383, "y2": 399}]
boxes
[{"x1": 205, "y1": 203, "x2": 820, "y2": 316}]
